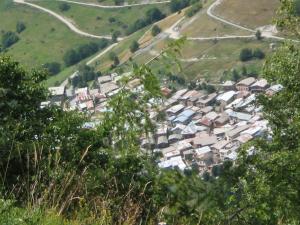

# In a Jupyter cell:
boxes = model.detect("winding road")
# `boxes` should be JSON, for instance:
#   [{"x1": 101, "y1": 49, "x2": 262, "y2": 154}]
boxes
[
  {"x1": 13, "y1": 0, "x2": 298, "y2": 87},
  {"x1": 13, "y1": 0, "x2": 119, "y2": 40},
  {"x1": 48, "y1": 0, "x2": 171, "y2": 9}
]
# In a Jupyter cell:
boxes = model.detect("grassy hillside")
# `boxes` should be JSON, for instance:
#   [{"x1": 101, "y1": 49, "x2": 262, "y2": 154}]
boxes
[
  {"x1": 0, "y1": 0, "x2": 95, "y2": 69},
  {"x1": 73, "y1": 0, "x2": 167, "y2": 4},
  {"x1": 213, "y1": 0, "x2": 280, "y2": 29},
  {"x1": 34, "y1": 0, "x2": 171, "y2": 36},
  {"x1": 116, "y1": 37, "x2": 275, "y2": 84}
]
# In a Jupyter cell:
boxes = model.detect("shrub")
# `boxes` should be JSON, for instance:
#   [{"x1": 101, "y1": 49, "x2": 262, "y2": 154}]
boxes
[
  {"x1": 151, "y1": 25, "x2": 161, "y2": 36},
  {"x1": 239, "y1": 48, "x2": 253, "y2": 61},
  {"x1": 1, "y1": 31, "x2": 19, "y2": 49},
  {"x1": 130, "y1": 40, "x2": 139, "y2": 53},
  {"x1": 253, "y1": 48, "x2": 265, "y2": 59},
  {"x1": 16, "y1": 21, "x2": 26, "y2": 33},
  {"x1": 185, "y1": 3, "x2": 202, "y2": 17},
  {"x1": 43, "y1": 62, "x2": 61, "y2": 76},
  {"x1": 59, "y1": 3, "x2": 70, "y2": 11}
]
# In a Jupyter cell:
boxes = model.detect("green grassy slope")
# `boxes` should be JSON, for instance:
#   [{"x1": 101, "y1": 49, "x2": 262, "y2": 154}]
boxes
[
  {"x1": 0, "y1": 0, "x2": 95, "y2": 69},
  {"x1": 34, "y1": 0, "x2": 171, "y2": 36}
]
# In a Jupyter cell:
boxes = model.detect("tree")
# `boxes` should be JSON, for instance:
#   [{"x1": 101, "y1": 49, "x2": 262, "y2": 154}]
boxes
[
  {"x1": 185, "y1": 2, "x2": 202, "y2": 17},
  {"x1": 294, "y1": 0, "x2": 300, "y2": 16},
  {"x1": 130, "y1": 40, "x2": 139, "y2": 53},
  {"x1": 1, "y1": 31, "x2": 19, "y2": 49},
  {"x1": 253, "y1": 48, "x2": 265, "y2": 59},
  {"x1": 16, "y1": 21, "x2": 26, "y2": 33},
  {"x1": 145, "y1": 7, "x2": 165, "y2": 23},
  {"x1": 111, "y1": 30, "x2": 120, "y2": 42},
  {"x1": 43, "y1": 62, "x2": 61, "y2": 75},
  {"x1": 170, "y1": 0, "x2": 190, "y2": 12},
  {"x1": 59, "y1": 3, "x2": 70, "y2": 11},
  {"x1": 239, "y1": 48, "x2": 253, "y2": 61},
  {"x1": 255, "y1": 30, "x2": 262, "y2": 40},
  {"x1": 151, "y1": 25, "x2": 161, "y2": 36},
  {"x1": 63, "y1": 49, "x2": 80, "y2": 66},
  {"x1": 232, "y1": 68, "x2": 240, "y2": 81}
]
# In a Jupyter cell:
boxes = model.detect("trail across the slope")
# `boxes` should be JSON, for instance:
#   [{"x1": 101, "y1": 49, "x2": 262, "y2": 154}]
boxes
[
  {"x1": 13, "y1": 0, "x2": 117, "y2": 40},
  {"x1": 50, "y1": 0, "x2": 171, "y2": 9},
  {"x1": 206, "y1": 0, "x2": 298, "y2": 42}
]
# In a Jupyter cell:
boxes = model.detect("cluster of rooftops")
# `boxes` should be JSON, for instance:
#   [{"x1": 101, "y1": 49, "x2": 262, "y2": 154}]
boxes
[
  {"x1": 141, "y1": 77, "x2": 283, "y2": 174},
  {"x1": 45, "y1": 74, "x2": 283, "y2": 174},
  {"x1": 44, "y1": 72, "x2": 142, "y2": 113}
]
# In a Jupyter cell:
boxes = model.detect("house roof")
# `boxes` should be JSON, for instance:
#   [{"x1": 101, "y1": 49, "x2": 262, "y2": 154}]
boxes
[
  {"x1": 222, "y1": 80, "x2": 236, "y2": 86},
  {"x1": 267, "y1": 84, "x2": 283, "y2": 93},
  {"x1": 251, "y1": 79, "x2": 268, "y2": 88},
  {"x1": 195, "y1": 146, "x2": 212, "y2": 156},
  {"x1": 158, "y1": 156, "x2": 187, "y2": 170},
  {"x1": 226, "y1": 109, "x2": 252, "y2": 121},
  {"x1": 205, "y1": 111, "x2": 219, "y2": 121},
  {"x1": 172, "y1": 89, "x2": 188, "y2": 100},
  {"x1": 211, "y1": 140, "x2": 230, "y2": 150},
  {"x1": 193, "y1": 133, "x2": 218, "y2": 146},
  {"x1": 237, "y1": 77, "x2": 256, "y2": 86},
  {"x1": 236, "y1": 134, "x2": 253, "y2": 144},
  {"x1": 200, "y1": 106, "x2": 213, "y2": 114},
  {"x1": 215, "y1": 112, "x2": 229, "y2": 124},
  {"x1": 100, "y1": 82, "x2": 119, "y2": 95},
  {"x1": 173, "y1": 109, "x2": 196, "y2": 123},
  {"x1": 227, "y1": 125, "x2": 250, "y2": 138},
  {"x1": 166, "y1": 104, "x2": 185, "y2": 114},
  {"x1": 172, "y1": 140, "x2": 193, "y2": 151},
  {"x1": 197, "y1": 93, "x2": 217, "y2": 104},
  {"x1": 217, "y1": 91, "x2": 236, "y2": 102},
  {"x1": 98, "y1": 75, "x2": 112, "y2": 84},
  {"x1": 49, "y1": 86, "x2": 65, "y2": 96}
]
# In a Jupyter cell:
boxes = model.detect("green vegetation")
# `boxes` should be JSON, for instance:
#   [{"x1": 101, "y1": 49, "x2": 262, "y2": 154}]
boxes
[
  {"x1": 239, "y1": 48, "x2": 265, "y2": 61},
  {"x1": 71, "y1": 64, "x2": 99, "y2": 87},
  {"x1": 185, "y1": 2, "x2": 203, "y2": 17},
  {"x1": 130, "y1": 40, "x2": 139, "y2": 53},
  {"x1": 1, "y1": 31, "x2": 19, "y2": 49},
  {"x1": 58, "y1": 2, "x2": 71, "y2": 12},
  {"x1": 16, "y1": 21, "x2": 26, "y2": 33},
  {"x1": 0, "y1": 1, "x2": 96, "y2": 76},
  {"x1": 151, "y1": 24, "x2": 162, "y2": 36},
  {"x1": 170, "y1": 0, "x2": 199, "y2": 13},
  {"x1": 2, "y1": 4, "x2": 300, "y2": 221},
  {"x1": 35, "y1": 1, "x2": 170, "y2": 36},
  {"x1": 43, "y1": 61, "x2": 61, "y2": 76},
  {"x1": 63, "y1": 40, "x2": 110, "y2": 66}
]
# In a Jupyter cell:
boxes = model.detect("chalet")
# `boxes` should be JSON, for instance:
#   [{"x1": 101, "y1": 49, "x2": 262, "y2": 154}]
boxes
[
  {"x1": 166, "y1": 104, "x2": 185, "y2": 116},
  {"x1": 173, "y1": 109, "x2": 196, "y2": 125},
  {"x1": 251, "y1": 79, "x2": 269, "y2": 93},
  {"x1": 193, "y1": 133, "x2": 218, "y2": 147},
  {"x1": 196, "y1": 93, "x2": 217, "y2": 108},
  {"x1": 168, "y1": 134, "x2": 183, "y2": 144},
  {"x1": 98, "y1": 75, "x2": 112, "y2": 84},
  {"x1": 215, "y1": 112, "x2": 229, "y2": 127},
  {"x1": 227, "y1": 125, "x2": 250, "y2": 139},
  {"x1": 48, "y1": 86, "x2": 66, "y2": 106},
  {"x1": 157, "y1": 135, "x2": 169, "y2": 148},
  {"x1": 266, "y1": 84, "x2": 283, "y2": 96},
  {"x1": 222, "y1": 80, "x2": 236, "y2": 91},
  {"x1": 236, "y1": 77, "x2": 256, "y2": 91},
  {"x1": 216, "y1": 90, "x2": 236, "y2": 105},
  {"x1": 179, "y1": 90, "x2": 201, "y2": 106},
  {"x1": 195, "y1": 146, "x2": 213, "y2": 161},
  {"x1": 100, "y1": 82, "x2": 119, "y2": 96}
]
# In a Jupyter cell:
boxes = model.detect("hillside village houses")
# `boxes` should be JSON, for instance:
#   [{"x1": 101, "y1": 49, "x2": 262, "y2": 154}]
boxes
[{"x1": 45, "y1": 74, "x2": 281, "y2": 175}]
